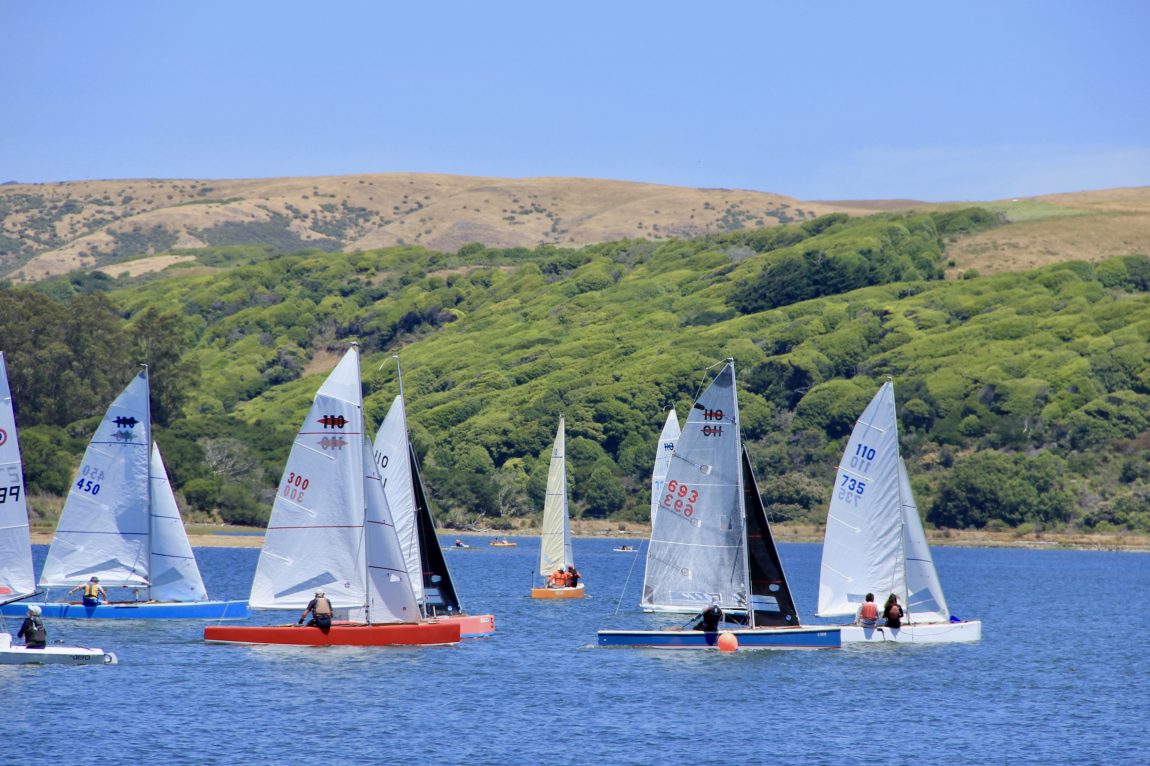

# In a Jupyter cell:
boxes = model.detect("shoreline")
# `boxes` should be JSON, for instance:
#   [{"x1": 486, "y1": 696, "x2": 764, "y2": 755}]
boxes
[{"x1": 29, "y1": 523, "x2": 1150, "y2": 552}]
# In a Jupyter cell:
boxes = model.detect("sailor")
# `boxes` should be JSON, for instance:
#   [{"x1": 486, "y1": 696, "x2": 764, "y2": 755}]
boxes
[
  {"x1": 699, "y1": 603, "x2": 723, "y2": 632},
  {"x1": 546, "y1": 568, "x2": 567, "y2": 588},
  {"x1": 299, "y1": 590, "x2": 334, "y2": 629},
  {"x1": 68, "y1": 576, "x2": 108, "y2": 606},
  {"x1": 883, "y1": 593, "x2": 904, "y2": 628},
  {"x1": 566, "y1": 564, "x2": 581, "y2": 589},
  {"x1": 17, "y1": 605, "x2": 47, "y2": 649},
  {"x1": 856, "y1": 592, "x2": 879, "y2": 627}
]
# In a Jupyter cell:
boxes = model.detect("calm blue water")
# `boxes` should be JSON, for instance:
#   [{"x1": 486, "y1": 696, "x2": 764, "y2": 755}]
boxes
[{"x1": 3, "y1": 539, "x2": 1147, "y2": 765}]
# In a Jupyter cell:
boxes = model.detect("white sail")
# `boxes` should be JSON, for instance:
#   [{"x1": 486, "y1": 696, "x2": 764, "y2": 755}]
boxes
[
  {"x1": 0, "y1": 353, "x2": 35, "y2": 601},
  {"x1": 817, "y1": 381, "x2": 913, "y2": 618},
  {"x1": 899, "y1": 458, "x2": 950, "y2": 622},
  {"x1": 148, "y1": 442, "x2": 208, "y2": 602},
  {"x1": 40, "y1": 370, "x2": 152, "y2": 589},
  {"x1": 250, "y1": 347, "x2": 419, "y2": 623},
  {"x1": 650, "y1": 409, "x2": 680, "y2": 524},
  {"x1": 641, "y1": 362, "x2": 746, "y2": 613},
  {"x1": 361, "y1": 437, "x2": 421, "y2": 624},
  {"x1": 372, "y1": 394, "x2": 423, "y2": 603},
  {"x1": 538, "y1": 416, "x2": 572, "y2": 576}
]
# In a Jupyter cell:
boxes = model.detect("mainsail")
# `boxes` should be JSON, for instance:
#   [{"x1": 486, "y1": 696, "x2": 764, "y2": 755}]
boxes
[
  {"x1": 641, "y1": 363, "x2": 747, "y2": 613},
  {"x1": 0, "y1": 353, "x2": 35, "y2": 601},
  {"x1": 40, "y1": 370, "x2": 153, "y2": 589},
  {"x1": 817, "y1": 381, "x2": 949, "y2": 622},
  {"x1": 537, "y1": 416, "x2": 572, "y2": 576},
  {"x1": 250, "y1": 346, "x2": 419, "y2": 624}
]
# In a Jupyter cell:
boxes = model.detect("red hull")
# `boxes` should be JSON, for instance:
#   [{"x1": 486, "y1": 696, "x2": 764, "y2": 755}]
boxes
[
  {"x1": 204, "y1": 621, "x2": 460, "y2": 646},
  {"x1": 430, "y1": 613, "x2": 495, "y2": 637}
]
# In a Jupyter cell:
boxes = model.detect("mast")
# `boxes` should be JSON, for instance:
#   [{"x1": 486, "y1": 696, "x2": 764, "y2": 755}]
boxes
[
  {"x1": 142, "y1": 364, "x2": 153, "y2": 602},
  {"x1": 728, "y1": 360, "x2": 754, "y2": 628},
  {"x1": 888, "y1": 378, "x2": 910, "y2": 617}
]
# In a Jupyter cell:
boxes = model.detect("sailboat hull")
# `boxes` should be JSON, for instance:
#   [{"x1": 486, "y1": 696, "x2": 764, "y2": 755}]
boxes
[
  {"x1": 2, "y1": 599, "x2": 249, "y2": 620},
  {"x1": 0, "y1": 633, "x2": 117, "y2": 665},
  {"x1": 531, "y1": 584, "x2": 585, "y2": 600},
  {"x1": 429, "y1": 613, "x2": 495, "y2": 638},
  {"x1": 597, "y1": 626, "x2": 840, "y2": 650},
  {"x1": 203, "y1": 621, "x2": 461, "y2": 646},
  {"x1": 841, "y1": 620, "x2": 982, "y2": 644}
]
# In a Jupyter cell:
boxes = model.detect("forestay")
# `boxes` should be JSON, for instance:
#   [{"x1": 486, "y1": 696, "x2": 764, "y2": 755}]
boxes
[
  {"x1": 0, "y1": 353, "x2": 35, "y2": 601},
  {"x1": 40, "y1": 370, "x2": 152, "y2": 589},
  {"x1": 641, "y1": 363, "x2": 746, "y2": 613},
  {"x1": 537, "y1": 416, "x2": 572, "y2": 576}
]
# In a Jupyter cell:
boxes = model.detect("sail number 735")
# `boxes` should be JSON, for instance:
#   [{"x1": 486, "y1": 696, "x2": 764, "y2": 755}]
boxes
[
  {"x1": 662, "y1": 479, "x2": 699, "y2": 518},
  {"x1": 837, "y1": 474, "x2": 866, "y2": 504}
]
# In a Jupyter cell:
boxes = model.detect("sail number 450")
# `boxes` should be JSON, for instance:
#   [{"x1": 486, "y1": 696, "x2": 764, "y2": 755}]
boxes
[
  {"x1": 75, "y1": 464, "x2": 105, "y2": 496},
  {"x1": 282, "y1": 471, "x2": 310, "y2": 501},
  {"x1": 662, "y1": 479, "x2": 699, "y2": 517}
]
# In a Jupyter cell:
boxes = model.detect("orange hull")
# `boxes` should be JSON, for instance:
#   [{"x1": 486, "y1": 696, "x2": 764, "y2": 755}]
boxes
[
  {"x1": 531, "y1": 585, "x2": 585, "y2": 599},
  {"x1": 430, "y1": 613, "x2": 496, "y2": 637},
  {"x1": 203, "y1": 621, "x2": 460, "y2": 646}
]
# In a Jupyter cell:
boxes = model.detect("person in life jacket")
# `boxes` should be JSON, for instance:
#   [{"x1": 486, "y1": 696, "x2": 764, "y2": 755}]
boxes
[
  {"x1": 566, "y1": 565, "x2": 581, "y2": 589},
  {"x1": 546, "y1": 568, "x2": 567, "y2": 588},
  {"x1": 855, "y1": 592, "x2": 879, "y2": 627},
  {"x1": 883, "y1": 593, "x2": 904, "y2": 629},
  {"x1": 299, "y1": 590, "x2": 334, "y2": 629},
  {"x1": 67, "y1": 576, "x2": 108, "y2": 606},
  {"x1": 17, "y1": 605, "x2": 47, "y2": 649}
]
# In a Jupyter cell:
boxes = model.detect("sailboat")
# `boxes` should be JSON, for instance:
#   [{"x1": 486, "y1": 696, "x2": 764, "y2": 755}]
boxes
[
  {"x1": 205, "y1": 345, "x2": 459, "y2": 646},
  {"x1": 531, "y1": 416, "x2": 584, "y2": 599},
  {"x1": 0, "y1": 352, "x2": 117, "y2": 664},
  {"x1": 816, "y1": 380, "x2": 981, "y2": 643},
  {"x1": 371, "y1": 358, "x2": 494, "y2": 637},
  {"x1": 598, "y1": 361, "x2": 839, "y2": 649},
  {"x1": 1, "y1": 366, "x2": 247, "y2": 621},
  {"x1": 639, "y1": 407, "x2": 680, "y2": 611}
]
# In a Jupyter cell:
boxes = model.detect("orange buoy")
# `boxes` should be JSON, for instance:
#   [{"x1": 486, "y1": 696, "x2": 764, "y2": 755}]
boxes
[{"x1": 717, "y1": 631, "x2": 738, "y2": 652}]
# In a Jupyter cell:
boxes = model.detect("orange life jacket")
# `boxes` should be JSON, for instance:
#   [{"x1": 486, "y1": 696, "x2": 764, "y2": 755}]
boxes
[{"x1": 860, "y1": 602, "x2": 878, "y2": 621}]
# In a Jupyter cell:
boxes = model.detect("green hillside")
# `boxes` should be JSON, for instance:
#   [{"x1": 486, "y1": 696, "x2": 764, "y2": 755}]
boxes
[{"x1": 2, "y1": 207, "x2": 1148, "y2": 534}]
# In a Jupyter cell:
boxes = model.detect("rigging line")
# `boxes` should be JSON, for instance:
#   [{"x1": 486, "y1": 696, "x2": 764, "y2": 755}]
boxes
[{"x1": 611, "y1": 537, "x2": 647, "y2": 617}]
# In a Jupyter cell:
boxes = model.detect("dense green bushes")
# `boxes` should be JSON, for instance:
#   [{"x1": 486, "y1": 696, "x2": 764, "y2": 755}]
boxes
[{"x1": 3, "y1": 209, "x2": 1148, "y2": 533}]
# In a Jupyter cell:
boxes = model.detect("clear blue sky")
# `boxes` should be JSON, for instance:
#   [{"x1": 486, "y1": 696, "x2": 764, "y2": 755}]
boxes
[{"x1": 3, "y1": 1, "x2": 1147, "y2": 202}]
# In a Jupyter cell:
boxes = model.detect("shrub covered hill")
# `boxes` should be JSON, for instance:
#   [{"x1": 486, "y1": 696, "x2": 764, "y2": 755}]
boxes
[{"x1": 1, "y1": 190, "x2": 1149, "y2": 536}]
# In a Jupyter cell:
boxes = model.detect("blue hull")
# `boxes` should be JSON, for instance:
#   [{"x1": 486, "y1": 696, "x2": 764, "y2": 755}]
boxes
[
  {"x1": 597, "y1": 626, "x2": 840, "y2": 650},
  {"x1": 1, "y1": 600, "x2": 249, "y2": 620}
]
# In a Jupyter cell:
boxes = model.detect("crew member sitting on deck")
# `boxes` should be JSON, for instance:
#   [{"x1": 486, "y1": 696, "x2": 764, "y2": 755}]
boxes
[
  {"x1": 17, "y1": 605, "x2": 47, "y2": 649},
  {"x1": 855, "y1": 592, "x2": 879, "y2": 627},
  {"x1": 546, "y1": 568, "x2": 568, "y2": 588},
  {"x1": 299, "y1": 590, "x2": 334, "y2": 629},
  {"x1": 566, "y1": 564, "x2": 581, "y2": 588},
  {"x1": 68, "y1": 576, "x2": 108, "y2": 606}
]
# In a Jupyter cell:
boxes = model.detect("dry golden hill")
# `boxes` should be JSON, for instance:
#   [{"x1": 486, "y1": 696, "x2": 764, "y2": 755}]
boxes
[
  {"x1": 2, "y1": 174, "x2": 1147, "y2": 282},
  {"x1": 1, "y1": 174, "x2": 861, "y2": 281}
]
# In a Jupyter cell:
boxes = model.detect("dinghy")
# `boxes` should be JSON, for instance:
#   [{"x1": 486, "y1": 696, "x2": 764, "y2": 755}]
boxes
[
  {"x1": 0, "y1": 353, "x2": 116, "y2": 665},
  {"x1": 371, "y1": 358, "x2": 494, "y2": 637},
  {"x1": 817, "y1": 380, "x2": 981, "y2": 643},
  {"x1": 205, "y1": 345, "x2": 459, "y2": 647},
  {"x1": 598, "y1": 361, "x2": 839, "y2": 650},
  {"x1": 0, "y1": 365, "x2": 246, "y2": 621},
  {"x1": 531, "y1": 417, "x2": 584, "y2": 599}
]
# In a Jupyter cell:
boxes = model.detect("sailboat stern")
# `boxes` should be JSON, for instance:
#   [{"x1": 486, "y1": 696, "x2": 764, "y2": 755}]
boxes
[{"x1": 204, "y1": 620, "x2": 461, "y2": 646}]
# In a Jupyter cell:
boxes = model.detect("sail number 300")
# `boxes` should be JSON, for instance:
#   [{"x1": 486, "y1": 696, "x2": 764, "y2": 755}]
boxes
[
  {"x1": 662, "y1": 479, "x2": 699, "y2": 518},
  {"x1": 283, "y1": 471, "x2": 310, "y2": 501}
]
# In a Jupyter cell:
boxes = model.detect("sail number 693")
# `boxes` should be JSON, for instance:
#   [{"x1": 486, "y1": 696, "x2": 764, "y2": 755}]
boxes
[{"x1": 662, "y1": 479, "x2": 699, "y2": 517}]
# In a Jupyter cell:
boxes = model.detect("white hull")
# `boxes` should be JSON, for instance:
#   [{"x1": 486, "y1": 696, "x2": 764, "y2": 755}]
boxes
[
  {"x1": 0, "y1": 633, "x2": 117, "y2": 665},
  {"x1": 841, "y1": 620, "x2": 982, "y2": 644}
]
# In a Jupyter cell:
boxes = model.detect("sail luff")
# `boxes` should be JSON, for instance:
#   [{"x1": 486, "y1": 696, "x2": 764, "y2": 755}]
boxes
[
  {"x1": 0, "y1": 353, "x2": 36, "y2": 601},
  {"x1": 373, "y1": 394, "x2": 423, "y2": 603}
]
